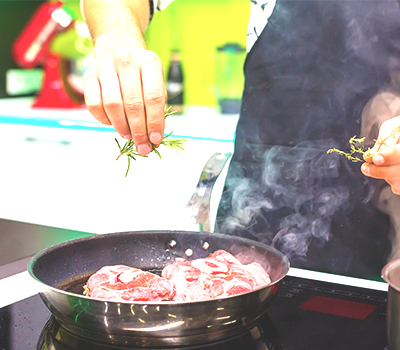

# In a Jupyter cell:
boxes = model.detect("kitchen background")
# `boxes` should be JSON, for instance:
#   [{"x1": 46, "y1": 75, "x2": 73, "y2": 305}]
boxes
[
  {"x1": 0, "y1": 0, "x2": 249, "y2": 106},
  {"x1": 0, "y1": 0, "x2": 247, "y2": 235},
  {"x1": 0, "y1": 4, "x2": 394, "y2": 349}
]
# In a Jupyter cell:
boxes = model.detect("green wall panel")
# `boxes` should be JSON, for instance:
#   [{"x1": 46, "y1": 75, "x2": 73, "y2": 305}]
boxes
[{"x1": 145, "y1": 0, "x2": 249, "y2": 106}]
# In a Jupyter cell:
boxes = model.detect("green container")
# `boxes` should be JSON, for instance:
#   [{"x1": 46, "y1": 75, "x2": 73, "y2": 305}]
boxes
[{"x1": 215, "y1": 43, "x2": 246, "y2": 114}]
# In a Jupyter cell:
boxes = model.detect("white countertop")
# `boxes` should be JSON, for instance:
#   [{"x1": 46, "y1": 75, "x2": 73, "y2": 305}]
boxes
[{"x1": 0, "y1": 98, "x2": 237, "y2": 234}]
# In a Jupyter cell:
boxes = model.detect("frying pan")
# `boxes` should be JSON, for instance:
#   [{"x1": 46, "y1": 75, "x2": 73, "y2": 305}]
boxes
[{"x1": 29, "y1": 230, "x2": 289, "y2": 347}]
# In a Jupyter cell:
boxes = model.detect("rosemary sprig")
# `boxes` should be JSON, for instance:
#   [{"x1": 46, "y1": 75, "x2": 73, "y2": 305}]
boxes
[{"x1": 115, "y1": 107, "x2": 186, "y2": 177}]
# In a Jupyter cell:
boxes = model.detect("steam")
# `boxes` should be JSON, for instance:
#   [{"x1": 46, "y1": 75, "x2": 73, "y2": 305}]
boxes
[{"x1": 218, "y1": 139, "x2": 351, "y2": 260}]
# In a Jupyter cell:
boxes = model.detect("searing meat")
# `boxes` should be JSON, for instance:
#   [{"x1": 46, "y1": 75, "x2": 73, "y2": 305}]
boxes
[
  {"x1": 84, "y1": 265, "x2": 176, "y2": 302},
  {"x1": 84, "y1": 250, "x2": 271, "y2": 302},
  {"x1": 161, "y1": 250, "x2": 271, "y2": 301}
]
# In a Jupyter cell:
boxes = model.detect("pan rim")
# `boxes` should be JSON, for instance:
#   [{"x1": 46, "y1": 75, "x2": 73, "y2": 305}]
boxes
[{"x1": 28, "y1": 230, "x2": 290, "y2": 305}]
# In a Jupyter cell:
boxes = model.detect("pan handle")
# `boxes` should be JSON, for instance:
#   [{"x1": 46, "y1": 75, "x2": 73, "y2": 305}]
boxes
[{"x1": 173, "y1": 152, "x2": 232, "y2": 232}]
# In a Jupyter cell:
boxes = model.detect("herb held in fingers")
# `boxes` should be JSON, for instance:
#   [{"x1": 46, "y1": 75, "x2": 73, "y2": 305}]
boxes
[{"x1": 115, "y1": 107, "x2": 186, "y2": 177}]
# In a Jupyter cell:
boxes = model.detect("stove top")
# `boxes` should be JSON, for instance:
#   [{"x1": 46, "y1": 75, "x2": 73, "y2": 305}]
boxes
[{"x1": 0, "y1": 276, "x2": 389, "y2": 350}]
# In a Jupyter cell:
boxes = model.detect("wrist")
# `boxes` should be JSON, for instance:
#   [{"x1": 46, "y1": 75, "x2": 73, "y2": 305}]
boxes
[{"x1": 94, "y1": 32, "x2": 146, "y2": 57}]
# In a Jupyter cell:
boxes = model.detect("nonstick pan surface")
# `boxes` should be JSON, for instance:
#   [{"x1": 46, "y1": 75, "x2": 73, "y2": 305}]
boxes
[{"x1": 29, "y1": 230, "x2": 289, "y2": 347}]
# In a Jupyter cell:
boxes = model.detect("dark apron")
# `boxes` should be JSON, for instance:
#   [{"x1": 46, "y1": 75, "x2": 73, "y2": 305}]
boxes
[{"x1": 216, "y1": 0, "x2": 400, "y2": 280}]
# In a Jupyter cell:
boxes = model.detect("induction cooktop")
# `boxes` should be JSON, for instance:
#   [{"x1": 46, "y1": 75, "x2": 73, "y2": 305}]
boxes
[{"x1": 0, "y1": 275, "x2": 388, "y2": 350}]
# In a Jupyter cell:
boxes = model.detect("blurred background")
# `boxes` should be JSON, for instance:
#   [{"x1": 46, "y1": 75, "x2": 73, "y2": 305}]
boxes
[
  {"x1": 0, "y1": 0, "x2": 247, "y2": 234},
  {"x1": 0, "y1": 0, "x2": 249, "y2": 109},
  {"x1": 146, "y1": 0, "x2": 248, "y2": 108}
]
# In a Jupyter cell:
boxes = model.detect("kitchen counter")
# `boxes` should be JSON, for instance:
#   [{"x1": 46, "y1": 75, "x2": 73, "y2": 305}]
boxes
[
  {"x1": 0, "y1": 98, "x2": 237, "y2": 233},
  {"x1": 0, "y1": 218, "x2": 93, "y2": 307},
  {"x1": 0, "y1": 218, "x2": 93, "y2": 279}
]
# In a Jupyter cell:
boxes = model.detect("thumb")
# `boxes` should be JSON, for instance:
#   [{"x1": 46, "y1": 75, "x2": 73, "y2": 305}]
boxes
[{"x1": 363, "y1": 116, "x2": 400, "y2": 162}]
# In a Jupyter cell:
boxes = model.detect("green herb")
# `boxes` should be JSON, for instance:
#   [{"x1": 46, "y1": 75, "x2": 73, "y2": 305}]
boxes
[
  {"x1": 327, "y1": 125, "x2": 400, "y2": 162},
  {"x1": 327, "y1": 136, "x2": 368, "y2": 162},
  {"x1": 115, "y1": 107, "x2": 186, "y2": 177}
]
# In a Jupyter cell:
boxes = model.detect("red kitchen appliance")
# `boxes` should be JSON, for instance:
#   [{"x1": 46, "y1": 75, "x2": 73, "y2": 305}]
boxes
[{"x1": 12, "y1": 1, "x2": 84, "y2": 108}]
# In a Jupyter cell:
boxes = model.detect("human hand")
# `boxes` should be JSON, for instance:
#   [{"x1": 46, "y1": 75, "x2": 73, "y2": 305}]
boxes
[
  {"x1": 83, "y1": 44, "x2": 166, "y2": 155},
  {"x1": 361, "y1": 116, "x2": 400, "y2": 194}
]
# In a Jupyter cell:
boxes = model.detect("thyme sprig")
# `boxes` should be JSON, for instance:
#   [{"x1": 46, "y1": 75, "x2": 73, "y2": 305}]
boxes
[
  {"x1": 327, "y1": 136, "x2": 368, "y2": 162},
  {"x1": 327, "y1": 125, "x2": 400, "y2": 163},
  {"x1": 115, "y1": 107, "x2": 186, "y2": 177}
]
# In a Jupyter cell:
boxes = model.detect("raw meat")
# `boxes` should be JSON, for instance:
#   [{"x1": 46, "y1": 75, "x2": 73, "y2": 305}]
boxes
[
  {"x1": 84, "y1": 265, "x2": 176, "y2": 302},
  {"x1": 161, "y1": 250, "x2": 271, "y2": 301},
  {"x1": 84, "y1": 251, "x2": 271, "y2": 302}
]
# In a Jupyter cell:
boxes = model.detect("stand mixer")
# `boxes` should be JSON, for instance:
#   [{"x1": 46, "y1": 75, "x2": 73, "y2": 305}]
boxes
[{"x1": 12, "y1": 0, "x2": 91, "y2": 108}]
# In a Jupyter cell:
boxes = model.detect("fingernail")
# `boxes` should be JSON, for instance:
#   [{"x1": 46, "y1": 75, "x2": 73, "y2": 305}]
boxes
[
  {"x1": 149, "y1": 132, "x2": 162, "y2": 144},
  {"x1": 373, "y1": 154, "x2": 385, "y2": 165},
  {"x1": 361, "y1": 163, "x2": 370, "y2": 176},
  {"x1": 123, "y1": 134, "x2": 132, "y2": 140},
  {"x1": 137, "y1": 144, "x2": 150, "y2": 155}
]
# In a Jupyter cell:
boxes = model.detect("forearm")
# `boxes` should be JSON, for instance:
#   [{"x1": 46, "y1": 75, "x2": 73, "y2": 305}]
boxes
[
  {"x1": 82, "y1": 0, "x2": 167, "y2": 154},
  {"x1": 82, "y1": 0, "x2": 150, "y2": 55}
]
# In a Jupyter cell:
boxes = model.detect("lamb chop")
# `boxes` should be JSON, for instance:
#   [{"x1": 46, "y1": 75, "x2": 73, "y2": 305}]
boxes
[
  {"x1": 161, "y1": 250, "x2": 271, "y2": 301},
  {"x1": 84, "y1": 265, "x2": 176, "y2": 302}
]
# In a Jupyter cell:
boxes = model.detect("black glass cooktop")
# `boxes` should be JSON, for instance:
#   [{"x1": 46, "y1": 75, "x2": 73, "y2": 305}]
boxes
[{"x1": 0, "y1": 276, "x2": 388, "y2": 350}]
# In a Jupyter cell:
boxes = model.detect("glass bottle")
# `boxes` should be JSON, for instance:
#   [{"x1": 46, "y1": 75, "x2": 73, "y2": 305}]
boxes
[{"x1": 167, "y1": 51, "x2": 184, "y2": 114}]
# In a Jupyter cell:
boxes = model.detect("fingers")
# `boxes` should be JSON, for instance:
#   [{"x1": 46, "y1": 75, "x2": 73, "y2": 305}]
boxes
[
  {"x1": 117, "y1": 50, "x2": 166, "y2": 154},
  {"x1": 361, "y1": 161, "x2": 400, "y2": 195},
  {"x1": 361, "y1": 117, "x2": 400, "y2": 196},
  {"x1": 371, "y1": 144, "x2": 400, "y2": 166},
  {"x1": 83, "y1": 47, "x2": 167, "y2": 155},
  {"x1": 376, "y1": 117, "x2": 400, "y2": 146},
  {"x1": 363, "y1": 143, "x2": 400, "y2": 166},
  {"x1": 83, "y1": 74, "x2": 111, "y2": 126},
  {"x1": 392, "y1": 186, "x2": 400, "y2": 195},
  {"x1": 141, "y1": 52, "x2": 166, "y2": 145},
  {"x1": 117, "y1": 54, "x2": 147, "y2": 149},
  {"x1": 361, "y1": 162, "x2": 400, "y2": 179},
  {"x1": 364, "y1": 117, "x2": 400, "y2": 163},
  {"x1": 99, "y1": 67, "x2": 131, "y2": 138}
]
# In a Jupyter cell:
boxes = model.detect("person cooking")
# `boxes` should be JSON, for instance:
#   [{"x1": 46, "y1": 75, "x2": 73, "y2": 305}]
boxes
[{"x1": 81, "y1": 0, "x2": 400, "y2": 280}]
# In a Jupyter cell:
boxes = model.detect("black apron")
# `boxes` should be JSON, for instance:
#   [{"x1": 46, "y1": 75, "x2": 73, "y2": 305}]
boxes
[{"x1": 216, "y1": 0, "x2": 400, "y2": 280}]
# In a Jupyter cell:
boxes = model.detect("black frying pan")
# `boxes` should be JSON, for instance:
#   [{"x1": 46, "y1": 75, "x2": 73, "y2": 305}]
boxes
[{"x1": 29, "y1": 230, "x2": 289, "y2": 347}]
